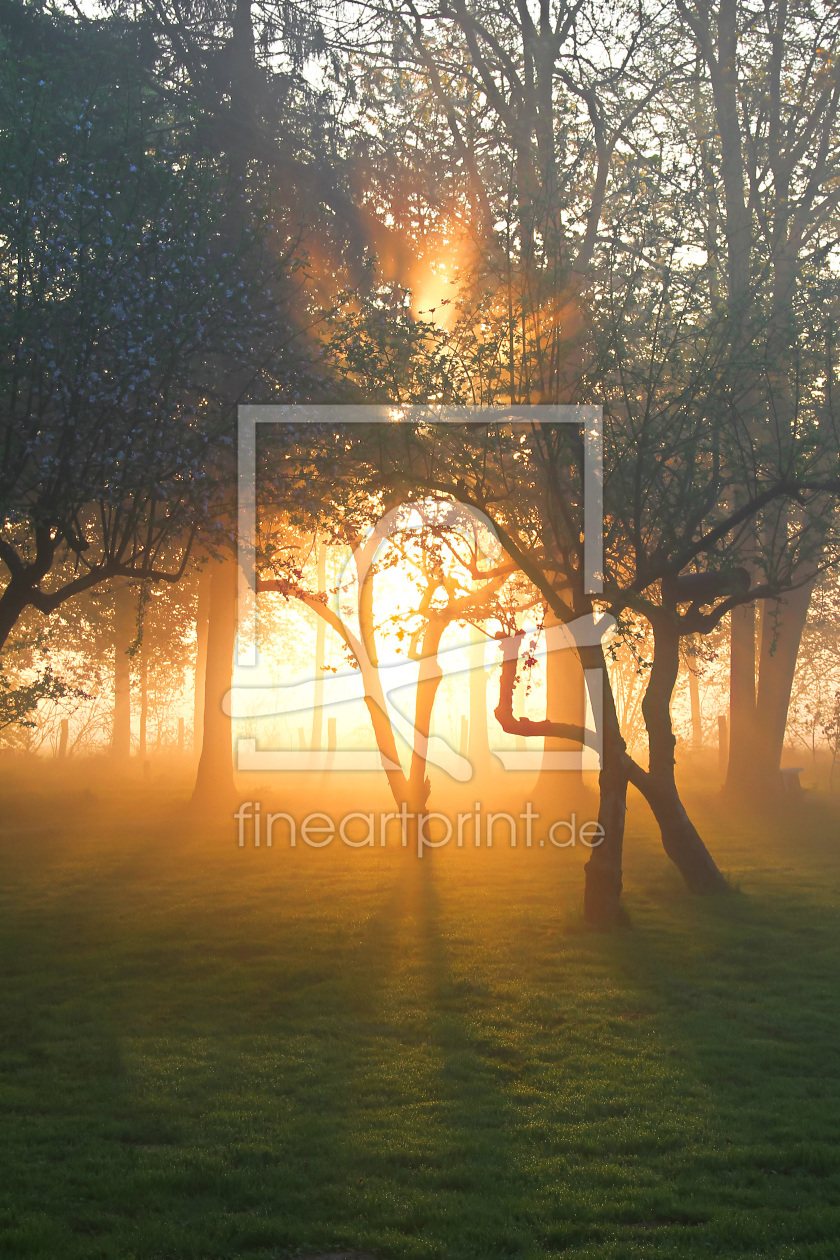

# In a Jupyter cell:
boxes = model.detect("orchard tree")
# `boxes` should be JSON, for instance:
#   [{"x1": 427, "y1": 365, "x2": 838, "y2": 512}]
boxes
[
  {"x1": 343, "y1": 0, "x2": 665, "y2": 402},
  {"x1": 319, "y1": 0, "x2": 840, "y2": 920},
  {"x1": 0, "y1": 3, "x2": 301, "y2": 661},
  {"x1": 356, "y1": 377, "x2": 835, "y2": 924},
  {"x1": 254, "y1": 490, "x2": 531, "y2": 836},
  {"x1": 666, "y1": 0, "x2": 840, "y2": 796}
]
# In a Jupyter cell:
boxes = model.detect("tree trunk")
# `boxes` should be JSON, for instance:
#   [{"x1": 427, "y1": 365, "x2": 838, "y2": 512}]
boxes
[
  {"x1": 406, "y1": 617, "x2": 446, "y2": 820},
  {"x1": 643, "y1": 778, "x2": 730, "y2": 892},
  {"x1": 139, "y1": 647, "x2": 149, "y2": 759},
  {"x1": 687, "y1": 640, "x2": 702, "y2": 750},
  {"x1": 726, "y1": 584, "x2": 813, "y2": 798},
  {"x1": 0, "y1": 580, "x2": 30, "y2": 655},
  {"x1": 643, "y1": 615, "x2": 728, "y2": 894},
  {"x1": 725, "y1": 601, "x2": 757, "y2": 794},
  {"x1": 583, "y1": 737, "x2": 627, "y2": 927},
  {"x1": 753, "y1": 583, "x2": 814, "y2": 788},
  {"x1": 495, "y1": 632, "x2": 628, "y2": 925},
  {"x1": 189, "y1": 0, "x2": 252, "y2": 805},
  {"x1": 112, "y1": 581, "x2": 133, "y2": 761},
  {"x1": 193, "y1": 567, "x2": 212, "y2": 757},
  {"x1": 191, "y1": 549, "x2": 237, "y2": 808},
  {"x1": 580, "y1": 645, "x2": 628, "y2": 927}
]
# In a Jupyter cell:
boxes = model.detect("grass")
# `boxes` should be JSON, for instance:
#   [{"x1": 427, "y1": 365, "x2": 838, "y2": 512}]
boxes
[{"x1": 0, "y1": 767, "x2": 839, "y2": 1258}]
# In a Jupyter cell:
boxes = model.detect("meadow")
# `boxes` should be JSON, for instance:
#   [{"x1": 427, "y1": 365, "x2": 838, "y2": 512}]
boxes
[{"x1": 1, "y1": 766, "x2": 839, "y2": 1259}]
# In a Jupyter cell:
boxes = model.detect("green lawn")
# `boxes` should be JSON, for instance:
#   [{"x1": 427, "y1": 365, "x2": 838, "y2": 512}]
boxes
[{"x1": 1, "y1": 769, "x2": 839, "y2": 1259}]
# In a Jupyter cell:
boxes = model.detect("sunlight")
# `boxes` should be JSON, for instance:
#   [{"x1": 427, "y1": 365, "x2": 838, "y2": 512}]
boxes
[{"x1": 3, "y1": 0, "x2": 838, "y2": 1250}]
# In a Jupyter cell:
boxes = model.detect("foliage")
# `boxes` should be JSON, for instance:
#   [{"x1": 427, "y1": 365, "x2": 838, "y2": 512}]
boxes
[
  {"x1": 0, "y1": 660, "x2": 85, "y2": 733},
  {"x1": 0, "y1": 0, "x2": 302, "y2": 645},
  {"x1": 787, "y1": 577, "x2": 840, "y2": 781}
]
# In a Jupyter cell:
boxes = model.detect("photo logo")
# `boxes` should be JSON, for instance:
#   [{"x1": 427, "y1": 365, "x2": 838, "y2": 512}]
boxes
[{"x1": 230, "y1": 405, "x2": 606, "y2": 778}]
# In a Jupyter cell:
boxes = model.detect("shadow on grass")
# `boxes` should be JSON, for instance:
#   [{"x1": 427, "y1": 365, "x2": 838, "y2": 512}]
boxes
[{"x1": 1, "y1": 781, "x2": 840, "y2": 1257}]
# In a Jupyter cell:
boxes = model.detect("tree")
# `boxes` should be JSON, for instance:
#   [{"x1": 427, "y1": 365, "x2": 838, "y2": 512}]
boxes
[
  {"x1": 786, "y1": 575, "x2": 840, "y2": 784},
  {"x1": 333, "y1": 0, "x2": 840, "y2": 918},
  {"x1": 669, "y1": 0, "x2": 840, "y2": 796},
  {"x1": 255, "y1": 495, "x2": 530, "y2": 838},
  {"x1": 192, "y1": 548, "x2": 240, "y2": 807},
  {"x1": 0, "y1": 3, "x2": 286, "y2": 651},
  {"x1": 0, "y1": 661, "x2": 84, "y2": 740},
  {"x1": 363, "y1": 355, "x2": 835, "y2": 922},
  {"x1": 347, "y1": 0, "x2": 663, "y2": 404}
]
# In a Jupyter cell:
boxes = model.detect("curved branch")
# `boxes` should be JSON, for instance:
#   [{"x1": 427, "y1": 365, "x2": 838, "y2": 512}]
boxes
[{"x1": 494, "y1": 629, "x2": 600, "y2": 749}]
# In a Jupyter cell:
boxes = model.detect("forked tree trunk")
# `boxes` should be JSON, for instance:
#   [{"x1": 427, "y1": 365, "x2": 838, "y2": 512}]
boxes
[
  {"x1": 260, "y1": 543, "x2": 502, "y2": 846},
  {"x1": 361, "y1": 614, "x2": 446, "y2": 848},
  {"x1": 644, "y1": 616, "x2": 728, "y2": 894},
  {"x1": 191, "y1": 549, "x2": 237, "y2": 808},
  {"x1": 259, "y1": 568, "x2": 437, "y2": 840},
  {"x1": 112, "y1": 581, "x2": 134, "y2": 761}
]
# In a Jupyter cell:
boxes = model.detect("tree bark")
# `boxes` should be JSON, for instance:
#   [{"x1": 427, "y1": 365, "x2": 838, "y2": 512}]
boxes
[
  {"x1": 643, "y1": 615, "x2": 728, "y2": 894},
  {"x1": 752, "y1": 583, "x2": 815, "y2": 789},
  {"x1": 0, "y1": 579, "x2": 30, "y2": 655},
  {"x1": 495, "y1": 631, "x2": 627, "y2": 925},
  {"x1": 578, "y1": 646, "x2": 630, "y2": 926},
  {"x1": 191, "y1": 549, "x2": 237, "y2": 808},
  {"x1": 404, "y1": 617, "x2": 447, "y2": 834},
  {"x1": 686, "y1": 1, "x2": 831, "y2": 805},
  {"x1": 583, "y1": 730, "x2": 627, "y2": 927},
  {"x1": 726, "y1": 584, "x2": 812, "y2": 798}
]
